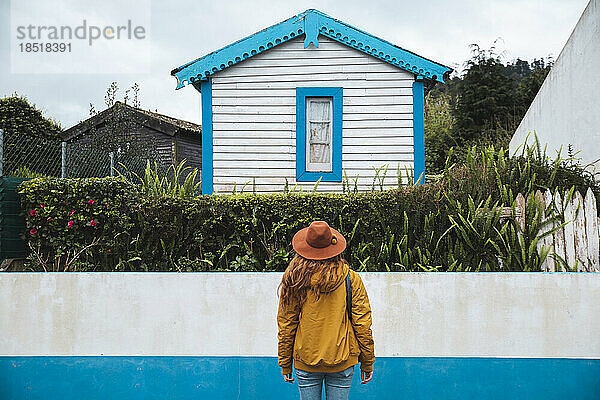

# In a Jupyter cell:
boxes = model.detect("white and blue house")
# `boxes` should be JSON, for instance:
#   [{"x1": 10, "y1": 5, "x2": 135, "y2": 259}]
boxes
[{"x1": 171, "y1": 9, "x2": 451, "y2": 194}]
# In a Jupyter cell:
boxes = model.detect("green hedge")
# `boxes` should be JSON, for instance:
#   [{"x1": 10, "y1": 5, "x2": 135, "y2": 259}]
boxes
[
  {"x1": 18, "y1": 145, "x2": 600, "y2": 272},
  {"x1": 20, "y1": 178, "x2": 443, "y2": 271}
]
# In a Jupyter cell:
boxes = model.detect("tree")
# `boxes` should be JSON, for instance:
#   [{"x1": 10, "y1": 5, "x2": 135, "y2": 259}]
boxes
[
  {"x1": 451, "y1": 44, "x2": 517, "y2": 140},
  {"x1": 425, "y1": 44, "x2": 552, "y2": 174},
  {"x1": 0, "y1": 95, "x2": 61, "y2": 139},
  {"x1": 0, "y1": 95, "x2": 62, "y2": 176},
  {"x1": 514, "y1": 58, "x2": 552, "y2": 115},
  {"x1": 425, "y1": 91, "x2": 456, "y2": 174}
]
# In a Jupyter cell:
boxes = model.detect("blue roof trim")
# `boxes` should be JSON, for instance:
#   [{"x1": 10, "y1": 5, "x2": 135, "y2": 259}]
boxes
[{"x1": 171, "y1": 10, "x2": 451, "y2": 89}]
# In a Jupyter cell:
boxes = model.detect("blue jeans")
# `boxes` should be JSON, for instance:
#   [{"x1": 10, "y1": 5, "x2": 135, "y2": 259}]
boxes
[{"x1": 296, "y1": 366, "x2": 354, "y2": 400}]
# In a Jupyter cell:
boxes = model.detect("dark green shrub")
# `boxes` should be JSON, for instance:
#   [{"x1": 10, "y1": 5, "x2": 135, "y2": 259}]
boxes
[
  {"x1": 18, "y1": 144, "x2": 599, "y2": 272},
  {"x1": 1, "y1": 95, "x2": 63, "y2": 177}
]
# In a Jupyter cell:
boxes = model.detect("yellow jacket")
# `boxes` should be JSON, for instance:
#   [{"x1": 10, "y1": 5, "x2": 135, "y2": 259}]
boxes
[{"x1": 277, "y1": 263, "x2": 375, "y2": 374}]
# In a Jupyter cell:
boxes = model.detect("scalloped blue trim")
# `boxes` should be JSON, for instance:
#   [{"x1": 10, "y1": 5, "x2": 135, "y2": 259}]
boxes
[{"x1": 171, "y1": 9, "x2": 451, "y2": 89}]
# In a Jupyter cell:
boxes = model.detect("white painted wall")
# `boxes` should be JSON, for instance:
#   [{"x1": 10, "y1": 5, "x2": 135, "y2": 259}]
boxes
[
  {"x1": 211, "y1": 36, "x2": 416, "y2": 193},
  {"x1": 2, "y1": 273, "x2": 599, "y2": 358},
  {"x1": 510, "y1": 0, "x2": 600, "y2": 172}
]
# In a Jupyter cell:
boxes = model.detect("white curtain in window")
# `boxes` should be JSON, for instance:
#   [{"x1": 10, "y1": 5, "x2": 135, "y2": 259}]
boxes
[
  {"x1": 309, "y1": 100, "x2": 330, "y2": 120},
  {"x1": 308, "y1": 101, "x2": 331, "y2": 164}
]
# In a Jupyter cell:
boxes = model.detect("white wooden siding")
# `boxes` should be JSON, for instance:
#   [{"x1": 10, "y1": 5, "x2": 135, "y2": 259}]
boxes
[{"x1": 211, "y1": 36, "x2": 415, "y2": 193}]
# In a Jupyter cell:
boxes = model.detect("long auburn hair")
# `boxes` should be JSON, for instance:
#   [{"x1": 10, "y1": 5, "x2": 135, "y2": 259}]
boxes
[{"x1": 278, "y1": 253, "x2": 346, "y2": 309}]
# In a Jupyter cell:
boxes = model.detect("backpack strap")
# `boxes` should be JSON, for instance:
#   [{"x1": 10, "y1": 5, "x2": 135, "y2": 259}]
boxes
[{"x1": 345, "y1": 271, "x2": 352, "y2": 324}]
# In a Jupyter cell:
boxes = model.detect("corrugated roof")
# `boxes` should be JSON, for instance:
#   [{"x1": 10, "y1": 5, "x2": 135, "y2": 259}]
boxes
[{"x1": 61, "y1": 102, "x2": 201, "y2": 141}]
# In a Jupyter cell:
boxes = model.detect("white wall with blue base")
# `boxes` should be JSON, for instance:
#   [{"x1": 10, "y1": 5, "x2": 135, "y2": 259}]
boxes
[{"x1": 1, "y1": 273, "x2": 599, "y2": 399}]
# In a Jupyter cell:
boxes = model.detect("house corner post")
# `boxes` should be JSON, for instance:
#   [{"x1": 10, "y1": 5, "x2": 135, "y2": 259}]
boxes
[
  {"x1": 412, "y1": 78, "x2": 425, "y2": 184},
  {"x1": 200, "y1": 79, "x2": 213, "y2": 195}
]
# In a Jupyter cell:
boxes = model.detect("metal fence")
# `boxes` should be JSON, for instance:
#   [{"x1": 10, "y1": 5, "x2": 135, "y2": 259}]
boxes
[
  {"x1": 0, "y1": 129, "x2": 62, "y2": 178},
  {"x1": 0, "y1": 128, "x2": 151, "y2": 179},
  {"x1": 0, "y1": 127, "x2": 155, "y2": 264}
]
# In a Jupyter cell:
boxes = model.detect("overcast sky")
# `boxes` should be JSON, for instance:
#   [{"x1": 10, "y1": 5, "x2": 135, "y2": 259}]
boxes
[{"x1": 0, "y1": 0, "x2": 589, "y2": 128}]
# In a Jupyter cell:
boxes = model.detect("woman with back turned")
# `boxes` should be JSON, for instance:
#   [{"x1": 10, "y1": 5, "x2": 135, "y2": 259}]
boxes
[{"x1": 277, "y1": 221, "x2": 375, "y2": 400}]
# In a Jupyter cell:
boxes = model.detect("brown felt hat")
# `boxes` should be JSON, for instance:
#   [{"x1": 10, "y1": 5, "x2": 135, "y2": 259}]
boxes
[{"x1": 292, "y1": 221, "x2": 347, "y2": 260}]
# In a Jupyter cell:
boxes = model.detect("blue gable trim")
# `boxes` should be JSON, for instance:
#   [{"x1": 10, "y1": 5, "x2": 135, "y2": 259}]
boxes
[
  {"x1": 200, "y1": 79, "x2": 213, "y2": 195},
  {"x1": 171, "y1": 9, "x2": 451, "y2": 89},
  {"x1": 412, "y1": 79, "x2": 425, "y2": 184},
  {"x1": 296, "y1": 87, "x2": 343, "y2": 182}
]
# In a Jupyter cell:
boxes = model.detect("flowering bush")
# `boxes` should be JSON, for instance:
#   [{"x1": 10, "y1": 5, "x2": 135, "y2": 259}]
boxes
[{"x1": 19, "y1": 178, "x2": 136, "y2": 271}]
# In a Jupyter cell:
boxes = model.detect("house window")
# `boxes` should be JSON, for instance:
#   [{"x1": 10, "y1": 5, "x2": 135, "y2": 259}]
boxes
[
  {"x1": 306, "y1": 98, "x2": 333, "y2": 172},
  {"x1": 296, "y1": 87, "x2": 343, "y2": 182}
]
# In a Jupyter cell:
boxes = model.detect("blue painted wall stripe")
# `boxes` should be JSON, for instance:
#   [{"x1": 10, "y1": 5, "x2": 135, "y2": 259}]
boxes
[
  {"x1": 2, "y1": 356, "x2": 599, "y2": 400},
  {"x1": 295, "y1": 87, "x2": 343, "y2": 182},
  {"x1": 200, "y1": 79, "x2": 213, "y2": 195},
  {"x1": 412, "y1": 80, "x2": 425, "y2": 184}
]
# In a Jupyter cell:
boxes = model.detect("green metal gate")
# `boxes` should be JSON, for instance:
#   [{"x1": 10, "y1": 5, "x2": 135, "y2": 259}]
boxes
[{"x1": 0, "y1": 177, "x2": 29, "y2": 261}]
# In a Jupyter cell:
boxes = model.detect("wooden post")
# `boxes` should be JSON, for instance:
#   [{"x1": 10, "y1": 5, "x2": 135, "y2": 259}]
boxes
[
  {"x1": 535, "y1": 190, "x2": 549, "y2": 271},
  {"x1": 563, "y1": 191, "x2": 577, "y2": 271},
  {"x1": 554, "y1": 191, "x2": 567, "y2": 271},
  {"x1": 515, "y1": 193, "x2": 526, "y2": 232},
  {"x1": 543, "y1": 189, "x2": 556, "y2": 272},
  {"x1": 573, "y1": 190, "x2": 588, "y2": 271},
  {"x1": 584, "y1": 188, "x2": 599, "y2": 271}
]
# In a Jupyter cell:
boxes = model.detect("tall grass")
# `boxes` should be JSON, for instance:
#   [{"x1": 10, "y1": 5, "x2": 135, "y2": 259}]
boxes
[{"x1": 116, "y1": 159, "x2": 201, "y2": 199}]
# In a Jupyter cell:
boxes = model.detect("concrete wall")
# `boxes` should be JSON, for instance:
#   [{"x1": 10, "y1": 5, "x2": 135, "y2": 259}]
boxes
[
  {"x1": 510, "y1": 0, "x2": 600, "y2": 171},
  {"x1": 1, "y1": 272, "x2": 599, "y2": 399}
]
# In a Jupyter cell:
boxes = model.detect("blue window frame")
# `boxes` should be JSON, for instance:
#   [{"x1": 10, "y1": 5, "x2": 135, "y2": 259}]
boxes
[
  {"x1": 412, "y1": 79, "x2": 425, "y2": 184},
  {"x1": 296, "y1": 87, "x2": 343, "y2": 182}
]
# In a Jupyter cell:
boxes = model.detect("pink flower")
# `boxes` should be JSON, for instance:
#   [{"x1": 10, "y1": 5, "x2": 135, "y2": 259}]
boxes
[
  {"x1": 88, "y1": 199, "x2": 95, "y2": 205},
  {"x1": 69, "y1": 210, "x2": 75, "y2": 216},
  {"x1": 90, "y1": 220, "x2": 97, "y2": 227},
  {"x1": 29, "y1": 209, "x2": 37, "y2": 216},
  {"x1": 40, "y1": 204, "x2": 45, "y2": 208},
  {"x1": 29, "y1": 228, "x2": 37, "y2": 235},
  {"x1": 81, "y1": 202, "x2": 85, "y2": 206},
  {"x1": 67, "y1": 221, "x2": 74, "y2": 228}
]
